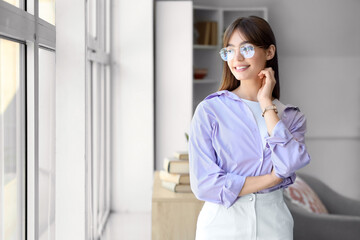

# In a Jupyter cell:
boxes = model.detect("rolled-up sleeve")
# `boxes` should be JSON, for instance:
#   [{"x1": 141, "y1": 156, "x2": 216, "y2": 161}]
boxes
[
  {"x1": 265, "y1": 109, "x2": 311, "y2": 178},
  {"x1": 189, "y1": 102, "x2": 246, "y2": 208}
]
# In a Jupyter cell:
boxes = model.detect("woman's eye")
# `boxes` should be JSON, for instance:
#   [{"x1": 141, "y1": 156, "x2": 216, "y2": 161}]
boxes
[
  {"x1": 241, "y1": 46, "x2": 251, "y2": 52},
  {"x1": 240, "y1": 44, "x2": 255, "y2": 58},
  {"x1": 227, "y1": 49, "x2": 235, "y2": 54}
]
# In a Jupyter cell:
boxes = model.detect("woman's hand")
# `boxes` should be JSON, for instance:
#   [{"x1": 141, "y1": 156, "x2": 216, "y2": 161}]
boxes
[
  {"x1": 257, "y1": 67, "x2": 276, "y2": 103},
  {"x1": 270, "y1": 167, "x2": 283, "y2": 185}
]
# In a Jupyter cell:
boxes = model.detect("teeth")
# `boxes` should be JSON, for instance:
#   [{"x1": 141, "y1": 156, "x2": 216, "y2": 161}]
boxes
[{"x1": 236, "y1": 66, "x2": 248, "y2": 70}]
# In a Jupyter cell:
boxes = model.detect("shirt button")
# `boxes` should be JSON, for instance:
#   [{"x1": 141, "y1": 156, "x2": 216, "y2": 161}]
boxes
[{"x1": 249, "y1": 197, "x2": 253, "y2": 201}]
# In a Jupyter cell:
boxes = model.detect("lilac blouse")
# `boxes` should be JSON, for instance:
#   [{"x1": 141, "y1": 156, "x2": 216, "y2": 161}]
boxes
[{"x1": 188, "y1": 90, "x2": 311, "y2": 208}]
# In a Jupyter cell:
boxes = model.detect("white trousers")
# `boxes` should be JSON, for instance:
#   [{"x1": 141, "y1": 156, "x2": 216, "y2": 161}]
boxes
[{"x1": 195, "y1": 188, "x2": 293, "y2": 240}]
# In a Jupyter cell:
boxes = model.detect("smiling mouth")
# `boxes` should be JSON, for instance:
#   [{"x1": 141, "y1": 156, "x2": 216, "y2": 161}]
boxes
[{"x1": 234, "y1": 65, "x2": 250, "y2": 71}]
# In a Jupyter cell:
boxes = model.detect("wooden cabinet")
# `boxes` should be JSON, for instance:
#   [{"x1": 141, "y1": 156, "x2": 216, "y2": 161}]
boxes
[{"x1": 152, "y1": 171, "x2": 204, "y2": 240}]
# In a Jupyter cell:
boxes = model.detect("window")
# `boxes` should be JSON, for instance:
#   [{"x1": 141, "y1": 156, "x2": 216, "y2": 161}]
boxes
[
  {"x1": 0, "y1": 0, "x2": 56, "y2": 239},
  {"x1": 1, "y1": 0, "x2": 113, "y2": 238},
  {"x1": 38, "y1": 48, "x2": 55, "y2": 239},
  {"x1": 0, "y1": 37, "x2": 25, "y2": 240},
  {"x1": 39, "y1": 0, "x2": 55, "y2": 25},
  {"x1": 86, "y1": 0, "x2": 112, "y2": 238},
  {"x1": 3, "y1": 0, "x2": 21, "y2": 8}
]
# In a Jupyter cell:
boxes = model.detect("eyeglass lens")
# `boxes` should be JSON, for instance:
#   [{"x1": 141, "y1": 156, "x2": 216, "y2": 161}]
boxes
[{"x1": 219, "y1": 44, "x2": 255, "y2": 61}]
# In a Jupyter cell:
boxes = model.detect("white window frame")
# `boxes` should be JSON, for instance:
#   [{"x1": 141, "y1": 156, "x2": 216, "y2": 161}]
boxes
[
  {"x1": 86, "y1": 0, "x2": 112, "y2": 239},
  {"x1": 0, "y1": 0, "x2": 56, "y2": 239}
]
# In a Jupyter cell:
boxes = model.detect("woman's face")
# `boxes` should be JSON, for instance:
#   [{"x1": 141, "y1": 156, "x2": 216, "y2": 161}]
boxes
[{"x1": 226, "y1": 29, "x2": 270, "y2": 81}]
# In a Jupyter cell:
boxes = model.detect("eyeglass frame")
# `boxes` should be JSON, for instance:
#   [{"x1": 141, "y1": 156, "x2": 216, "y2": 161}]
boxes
[{"x1": 219, "y1": 42, "x2": 265, "y2": 61}]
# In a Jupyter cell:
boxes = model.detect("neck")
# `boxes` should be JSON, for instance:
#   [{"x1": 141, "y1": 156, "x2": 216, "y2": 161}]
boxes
[{"x1": 232, "y1": 78, "x2": 262, "y2": 102}]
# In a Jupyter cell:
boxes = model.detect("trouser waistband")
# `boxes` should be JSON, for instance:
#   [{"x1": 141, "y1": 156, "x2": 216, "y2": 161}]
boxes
[{"x1": 235, "y1": 188, "x2": 284, "y2": 203}]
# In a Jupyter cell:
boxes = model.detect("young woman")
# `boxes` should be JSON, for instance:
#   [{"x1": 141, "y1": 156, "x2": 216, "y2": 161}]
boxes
[{"x1": 188, "y1": 16, "x2": 311, "y2": 240}]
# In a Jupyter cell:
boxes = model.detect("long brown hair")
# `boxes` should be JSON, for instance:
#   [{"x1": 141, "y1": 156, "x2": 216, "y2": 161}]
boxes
[{"x1": 218, "y1": 16, "x2": 280, "y2": 100}]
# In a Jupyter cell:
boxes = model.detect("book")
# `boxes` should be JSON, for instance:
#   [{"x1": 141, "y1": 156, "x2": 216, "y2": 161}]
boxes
[
  {"x1": 195, "y1": 22, "x2": 207, "y2": 44},
  {"x1": 173, "y1": 151, "x2": 189, "y2": 160},
  {"x1": 163, "y1": 157, "x2": 189, "y2": 174},
  {"x1": 204, "y1": 21, "x2": 211, "y2": 45},
  {"x1": 161, "y1": 180, "x2": 192, "y2": 193},
  {"x1": 211, "y1": 22, "x2": 218, "y2": 45},
  {"x1": 159, "y1": 170, "x2": 190, "y2": 184}
]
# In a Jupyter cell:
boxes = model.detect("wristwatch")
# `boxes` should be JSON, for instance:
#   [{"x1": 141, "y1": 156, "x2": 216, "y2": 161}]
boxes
[{"x1": 262, "y1": 104, "x2": 278, "y2": 117}]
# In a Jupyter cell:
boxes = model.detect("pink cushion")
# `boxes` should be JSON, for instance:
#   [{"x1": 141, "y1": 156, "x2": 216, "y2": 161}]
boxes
[{"x1": 284, "y1": 176, "x2": 329, "y2": 214}]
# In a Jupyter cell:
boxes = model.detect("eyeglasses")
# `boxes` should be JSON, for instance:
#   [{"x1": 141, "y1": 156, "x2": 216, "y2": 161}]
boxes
[{"x1": 219, "y1": 43, "x2": 255, "y2": 61}]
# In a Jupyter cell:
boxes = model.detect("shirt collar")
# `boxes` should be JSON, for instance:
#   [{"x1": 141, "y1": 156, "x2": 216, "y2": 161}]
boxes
[
  {"x1": 204, "y1": 90, "x2": 244, "y2": 101},
  {"x1": 204, "y1": 90, "x2": 252, "y2": 102},
  {"x1": 204, "y1": 90, "x2": 300, "y2": 111}
]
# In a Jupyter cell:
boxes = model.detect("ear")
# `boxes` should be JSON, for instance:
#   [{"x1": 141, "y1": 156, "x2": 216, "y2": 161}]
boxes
[{"x1": 266, "y1": 44, "x2": 276, "y2": 61}]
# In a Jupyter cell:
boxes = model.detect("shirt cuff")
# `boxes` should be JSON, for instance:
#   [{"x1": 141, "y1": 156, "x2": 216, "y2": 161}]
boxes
[
  {"x1": 258, "y1": 173, "x2": 296, "y2": 193},
  {"x1": 265, "y1": 120, "x2": 294, "y2": 148},
  {"x1": 222, "y1": 173, "x2": 246, "y2": 208}
]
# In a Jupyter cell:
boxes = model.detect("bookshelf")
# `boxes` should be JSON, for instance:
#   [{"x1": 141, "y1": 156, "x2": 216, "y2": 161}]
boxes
[
  {"x1": 154, "y1": 1, "x2": 267, "y2": 172},
  {"x1": 192, "y1": 6, "x2": 268, "y2": 113}
]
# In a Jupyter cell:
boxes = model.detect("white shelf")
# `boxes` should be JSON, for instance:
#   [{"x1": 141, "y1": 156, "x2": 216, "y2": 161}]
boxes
[
  {"x1": 192, "y1": 5, "x2": 267, "y2": 112},
  {"x1": 194, "y1": 79, "x2": 218, "y2": 84}
]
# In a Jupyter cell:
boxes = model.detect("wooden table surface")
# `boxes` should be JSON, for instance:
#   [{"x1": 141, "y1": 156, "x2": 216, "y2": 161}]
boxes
[{"x1": 152, "y1": 171, "x2": 204, "y2": 240}]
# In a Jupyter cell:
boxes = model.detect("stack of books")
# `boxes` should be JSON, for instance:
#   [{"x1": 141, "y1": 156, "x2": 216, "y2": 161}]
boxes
[
  {"x1": 160, "y1": 151, "x2": 192, "y2": 193},
  {"x1": 194, "y1": 21, "x2": 218, "y2": 45}
]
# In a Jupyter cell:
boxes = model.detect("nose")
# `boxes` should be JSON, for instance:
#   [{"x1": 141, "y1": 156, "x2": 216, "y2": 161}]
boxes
[{"x1": 234, "y1": 48, "x2": 244, "y2": 61}]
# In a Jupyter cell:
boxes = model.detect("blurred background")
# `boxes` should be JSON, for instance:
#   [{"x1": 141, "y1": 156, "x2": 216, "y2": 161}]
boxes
[{"x1": 0, "y1": 0, "x2": 359, "y2": 239}]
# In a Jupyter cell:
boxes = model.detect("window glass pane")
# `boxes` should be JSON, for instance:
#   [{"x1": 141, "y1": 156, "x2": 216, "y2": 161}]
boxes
[
  {"x1": 91, "y1": 62, "x2": 100, "y2": 237},
  {"x1": 89, "y1": 0, "x2": 97, "y2": 38},
  {"x1": 0, "y1": 38, "x2": 24, "y2": 240},
  {"x1": 105, "y1": 0, "x2": 110, "y2": 53},
  {"x1": 91, "y1": 63, "x2": 108, "y2": 235},
  {"x1": 39, "y1": 0, "x2": 56, "y2": 25},
  {"x1": 98, "y1": 65, "x2": 106, "y2": 221},
  {"x1": 3, "y1": 0, "x2": 20, "y2": 8},
  {"x1": 38, "y1": 48, "x2": 55, "y2": 240},
  {"x1": 105, "y1": 66, "x2": 110, "y2": 211}
]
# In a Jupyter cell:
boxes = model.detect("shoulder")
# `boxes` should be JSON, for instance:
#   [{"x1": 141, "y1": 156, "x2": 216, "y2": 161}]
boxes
[
  {"x1": 194, "y1": 90, "x2": 228, "y2": 113},
  {"x1": 203, "y1": 90, "x2": 228, "y2": 101},
  {"x1": 192, "y1": 91, "x2": 228, "y2": 125}
]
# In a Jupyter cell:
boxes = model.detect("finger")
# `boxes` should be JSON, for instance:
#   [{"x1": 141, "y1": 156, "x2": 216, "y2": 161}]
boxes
[
  {"x1": 258, "y1": 73, "x2": 265, "y2": 80},
  {"x1": 265, "y1": 67, "x2": 274, "y2": 73},
  {"x1": 262, "y1": 67, "x2": 274, "y2": 75},
  {"x1": 260, "y1": 69, "x2": 276, "y2": 83},
  {"x1": 261, "y1": 71, "x2": 271, "y2": 81}
]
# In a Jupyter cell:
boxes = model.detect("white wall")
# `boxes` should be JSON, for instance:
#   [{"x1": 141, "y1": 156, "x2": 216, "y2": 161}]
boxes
[
  {"x1": 155, "y1": 1, "x2": 193, "y2": 171},
  {"x1": 111, "y1": 0, "x2": 154, "y2": 212},
  {"x1": 194, "y1": 0, "x2": 360, "y2": 199}
]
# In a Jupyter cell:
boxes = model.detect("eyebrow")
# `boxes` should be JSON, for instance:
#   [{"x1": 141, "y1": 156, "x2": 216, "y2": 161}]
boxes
[{"x1": 227, "y1": 41, "x2": 250, "y2": 47}]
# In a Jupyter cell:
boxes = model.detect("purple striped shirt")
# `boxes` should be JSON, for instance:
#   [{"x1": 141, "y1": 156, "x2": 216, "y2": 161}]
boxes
[{"x1": 188, "y1": 90, "x2": 311, "y2": 208}]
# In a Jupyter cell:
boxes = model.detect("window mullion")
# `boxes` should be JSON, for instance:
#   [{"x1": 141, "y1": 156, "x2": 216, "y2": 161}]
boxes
[
  {"x1": 26, "y1": 41, "x2": 36, "y2": 240},
  {"x1": 0, "y1": 1, "x2": 36, "y2": 43},
  {"x1": 16, "y1": 44, "x2": 26, "y2": 240},
  {"x1": 33, "y1": 0, "x2": 40, "y2": 240},
  {"x1": 20, "y1": 44, "x2": 26, "y2": 240},
  {"x1": 37, "y1": 19, "x2": 55, "y2": 49}
]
